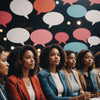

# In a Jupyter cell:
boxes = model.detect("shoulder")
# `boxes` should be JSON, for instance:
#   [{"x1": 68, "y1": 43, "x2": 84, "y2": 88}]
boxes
[
  {"x1": 59, "y1": 70, "x2": 65, "y2": 75},
  {"x1": 92, "y1": 68, "x2": 100, "y2": 74},
  {"x1": 0, "y1": 84, "x2": 4, "y2": 89},
  {"x1": 38, "y1": 69, "x2": 49, "y2": 76},
  {"x1": 72, "y1": 69, "x2": 78, "y2": 74},
  {"x1": 6, "y1": 75, "x2": 18, "y2": 83},
  {"x1": 31, "y1": 75, "x2": 39, "y2": 81}
]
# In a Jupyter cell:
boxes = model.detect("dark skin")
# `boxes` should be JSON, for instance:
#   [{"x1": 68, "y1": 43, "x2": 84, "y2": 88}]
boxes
[
  {"x1": 48, "y1": 48, "x2": 90, "y2": 100},
  {"x1": 83, "y1": 52, "x2": 100, "y2": 98}
]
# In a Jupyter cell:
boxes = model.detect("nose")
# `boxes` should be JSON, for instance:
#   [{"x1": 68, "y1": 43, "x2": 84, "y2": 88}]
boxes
[
  {"x1": 7, "y1": 62, "x2": 9, "y2": 67},
  {"x1": 31, "y1": 57, "x2": 35, "y2": 62}
]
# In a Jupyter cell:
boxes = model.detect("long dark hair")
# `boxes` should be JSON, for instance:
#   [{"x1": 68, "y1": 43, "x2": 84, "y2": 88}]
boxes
[
  {"x1": 39, "y1": 44, "x2": 67, "y2": 70},
  {"x1": 8, "y1": 45, "x2": 39, "y2": 77},
  {"x1": 76, "y1": 49, "x2": 95, "y2": 71}
]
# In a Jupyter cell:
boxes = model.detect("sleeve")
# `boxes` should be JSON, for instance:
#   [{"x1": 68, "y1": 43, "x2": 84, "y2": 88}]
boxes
[
  {"x1": 38, "y1": 71, "x2": 72, "y2": 100},
  {"x1": 91, "y1": 72, "x2": 100, "y2": 93},
  {"x1": 5, "y1": 77, "x2": 21, "y2": 100}
]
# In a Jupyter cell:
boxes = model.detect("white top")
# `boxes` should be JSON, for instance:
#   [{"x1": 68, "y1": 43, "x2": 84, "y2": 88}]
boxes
[
  {"x1": 51, "y1": 72, "x2": 64, "y2": 97},
  {"x1": 26, "y1": 82, "x2": 35, "y2": 100}
]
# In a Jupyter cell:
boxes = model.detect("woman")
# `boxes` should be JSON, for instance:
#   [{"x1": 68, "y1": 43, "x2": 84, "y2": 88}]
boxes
[
  {"x1": 92, "y1": 52, "x2": 100, "y2": 89},
  {"x1": 38, "y1": 44, "x2": 90, "y2": 100},
  {"x1": 61, "y1": 50, "x2": 85, "y2": 95},
  {"x1": 76, "y1": 49, "x2": 100, "y2": 98},
  {"x1": 5, "y1": 45, "x2": 46, "y2": 100},
  {"x1": 0, "y1": 45, "x2": 9, "y2": 100}
]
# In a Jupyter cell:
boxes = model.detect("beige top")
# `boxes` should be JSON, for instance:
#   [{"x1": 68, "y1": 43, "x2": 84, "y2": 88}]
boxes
[
  {"x1": 61, "y1": 69, "x2": 84, "y2": 95},
  {"x1": 51, "y1": 72, "x2": 64, "y2": 97}
]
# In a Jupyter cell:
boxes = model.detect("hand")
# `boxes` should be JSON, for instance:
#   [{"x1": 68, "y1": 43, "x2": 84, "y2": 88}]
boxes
[
  {"x1": 78, "y1": 93, "x2": 90, "y2": 100},
  {"x1": 91, "y1": 91, "x2": 100, "y2": 98}
]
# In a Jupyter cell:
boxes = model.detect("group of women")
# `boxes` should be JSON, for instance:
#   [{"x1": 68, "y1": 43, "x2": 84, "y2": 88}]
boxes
[{"x1": 0, "y1": 44, "x2": 100, "y2": 100}]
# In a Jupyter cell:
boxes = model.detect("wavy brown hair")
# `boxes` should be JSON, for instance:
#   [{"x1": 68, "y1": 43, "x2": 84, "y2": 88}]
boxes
[
  {"x1": 8, "y1": 45, "x2": 39, "y2": 77},
  {"x1": 39, "y1": 44, "x2": 67, "y2": 70},
  {"x1": 76, "y1": 49, "x2": 95, "y2": 71}
]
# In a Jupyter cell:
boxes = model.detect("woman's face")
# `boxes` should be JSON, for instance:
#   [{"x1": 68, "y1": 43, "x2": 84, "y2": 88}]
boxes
[
  {"x1": 83, "y1": 52, "x2": 93, "y2": 67},
  {"x1": 0, "y1": 51, "x2": 9, "y2": 77},
  {"x1": 48, "y1": 48, "x2": 60, "y2": 67},
  {"x1": 67, "y1": 53, "x2": 76, "y2": 68},
  {"x1": 21, "y1": 50, "x2": 35, "y2": 70}
]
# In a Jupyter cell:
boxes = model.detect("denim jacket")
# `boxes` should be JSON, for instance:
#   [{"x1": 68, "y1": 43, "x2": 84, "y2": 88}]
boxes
[
  {"x1": 0, "y1": 84, "x2": 8, "y2": 100},
  {"x1": 38, "y1": 68, "x2": 76, "y2": 100}
]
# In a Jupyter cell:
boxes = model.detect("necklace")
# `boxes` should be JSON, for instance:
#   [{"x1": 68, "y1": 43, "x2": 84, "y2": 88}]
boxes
[{"x1": 23, "y1": 77, "x2": 30, "y2": 86}]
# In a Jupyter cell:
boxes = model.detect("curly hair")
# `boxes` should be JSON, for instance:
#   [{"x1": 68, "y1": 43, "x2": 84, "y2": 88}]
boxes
[
  {"x1": 7, "y1": 46, "x2": 22, "y2": 76},
  {"x1": 94, "y1": 52, "x2": 100, "y2": 68},
  {"x1": 8, "y1": 44, "x2": 39, "y2": 77},
  {"x1": 0, "y1": 45, "x2": 4, "y2": 54},
  {"x1": 39, "y1": 44, "x2": 67, "y2": 70},
  {"x1": 76, "y1": 49, "x2": 95, "y2": 70}
]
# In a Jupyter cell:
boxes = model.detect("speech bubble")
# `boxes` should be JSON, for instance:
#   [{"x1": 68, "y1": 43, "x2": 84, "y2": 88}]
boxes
[
  {"x1": 10, "y1": 0, "x2": 33, "y2": 19},
  {"x1": 30, "y1": 29, "x2": 53, "y2": 47},
  {"x1": 85, "y1": 10, "x2": 100, "y2": 25},
  {"x1": 87, "y1": 36, "x2": 100, "y2": 47},
  {"x1": 67, "y1": 4, "x2": 87, "y2": 18},
  {"x1": 62, "y1": 0, "x2": 78, "y2": 5},
  {"x1": 43, "y1": 12, "x2": 64, "y2": 28},
  {"x1": 73, "y1": 28, "x2": 91, "y2": 43},
  {"x1": 0, "y1": 11, "x2": 12, "y2": 27},
  {"x1": 7, "y1": 28, "x2": 30, "y2": 45},
  {"x1": 55, "y1": 32, "x2": 69, "y2": 44},
  {"x1": 64, "y1": 42, "x2": 88, "y2": 53},
  {"x1": 33, "y1": 0, "x2": 55, "y2": 15},
  {"x1": 89, "y1": 0, "x2": 100, "y2": 6}
]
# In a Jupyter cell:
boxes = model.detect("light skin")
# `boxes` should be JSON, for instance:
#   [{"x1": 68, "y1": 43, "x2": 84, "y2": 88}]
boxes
[
  {"x1": 48, "y1": 48, "x2": 60, "y2": 73},
  {"x1": 0, "y1": 51, "x2": 9, "y2": 77},
  {"x1": 20, "y1": 50, "x2": 35, "y2": 86}
]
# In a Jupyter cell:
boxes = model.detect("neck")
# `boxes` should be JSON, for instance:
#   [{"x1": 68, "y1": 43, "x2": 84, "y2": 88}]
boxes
[
  {"x1": 22, "y1": 68, "x2": 29, "y2": 78},
  {"x1": 49, "y1": 65, "x2": 57, "y2": 73},
  {"x1": 66, "y1": 67, "x2": 72, "y2": 74},
  {"x1": 83, "y1": 66, "x2": 88, "y2": 72}
]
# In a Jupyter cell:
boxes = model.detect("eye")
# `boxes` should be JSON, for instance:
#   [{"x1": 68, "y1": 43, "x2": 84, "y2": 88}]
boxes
[
  {"x1": 57, "y1": 53, "x2": 60, "y2": 56},
  {"x1": 51, "y1": 53, "x2": 55, "y2": 56},
  {"x1": 2, "y1": 58, "x2": 7, "y2": 62},
  {"x1": 26, "y1": 56, "x2": 31, "y2": 59}
]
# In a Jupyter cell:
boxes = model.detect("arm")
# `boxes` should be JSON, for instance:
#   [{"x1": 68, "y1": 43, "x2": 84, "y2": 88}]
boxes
[
  {"x1": 91, "y1": 71, "x2": 100, "y2": 93},
  {"x1": 5, "y1": 77, "x2": 21, "y2": 100}
]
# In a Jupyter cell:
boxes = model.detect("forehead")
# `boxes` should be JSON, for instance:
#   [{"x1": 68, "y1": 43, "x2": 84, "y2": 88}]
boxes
[
  {"x1": 24, "y1": 50, "x2": 34, "y2": 56},
  {"x1": 49, "y1": 48, "x2": 59, "y2": 53},
  {"x1": 0, "y1": 51, "x2": 6, "y2": 59},
  {"x1": 84, "y1": 52, "x2": 93, "y2": 57},
  {"x1": 68, "y1": 53, "x2": 75, "y2": 57}
]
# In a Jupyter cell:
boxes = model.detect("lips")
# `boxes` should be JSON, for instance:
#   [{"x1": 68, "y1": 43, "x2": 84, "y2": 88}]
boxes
[{"x1": 30, "y1": 63, "x2": 35, "y2": 66}]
